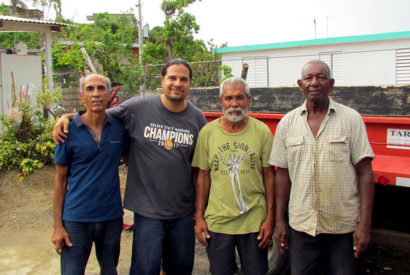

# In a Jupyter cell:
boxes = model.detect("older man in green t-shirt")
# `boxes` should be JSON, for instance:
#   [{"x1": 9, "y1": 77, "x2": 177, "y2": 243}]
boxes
[{"x1": 192, "y1": 77, "x2": 274, "y2": 275}]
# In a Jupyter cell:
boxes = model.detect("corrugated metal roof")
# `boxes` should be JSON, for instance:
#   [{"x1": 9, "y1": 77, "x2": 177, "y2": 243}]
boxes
[
  {"x1": 0, "y1": 15, "x2": 70, "y2": 26},
  {"x1": 215, "y1": 30, "x2": 410, "y2": 54}
]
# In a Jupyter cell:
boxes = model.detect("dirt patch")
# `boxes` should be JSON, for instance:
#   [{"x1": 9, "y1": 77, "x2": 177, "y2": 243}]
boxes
[
  {"x1": 0, "y1": 166, "x2": 409, "y2": 274},
  {"x1": 0, "y1": 166, "x2": 209, "y2": 274}
]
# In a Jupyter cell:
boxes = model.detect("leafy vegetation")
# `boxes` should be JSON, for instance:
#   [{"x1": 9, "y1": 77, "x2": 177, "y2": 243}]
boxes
[
  {"x1": 0, "y1": 4, "x2": 43, "y2": 49},
  {"x1": 0, "y1": 78, "x2": 60, "y2": 181},
  {"x1": 142, "y1": 0, "x2": 230, "y2": 89},
  {"x1": 0, "y1": 0, "x2": 234, "y2": 177},
  {"x1": 51, "y1": 13, "x2": 141, "y2": 91}
]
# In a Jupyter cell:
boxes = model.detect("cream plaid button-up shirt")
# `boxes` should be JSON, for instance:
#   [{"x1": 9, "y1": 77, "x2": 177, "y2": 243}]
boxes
[{"x1": 269, "y1": 98, "x2": 374, "y2": 236}]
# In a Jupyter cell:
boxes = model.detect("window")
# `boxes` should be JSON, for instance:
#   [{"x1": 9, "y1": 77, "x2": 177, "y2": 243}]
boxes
[
  {"x1": 242, "y1": 57, "x2": 269, "y2": 87},
  {"x1": 319, "y1": 52, "x2": 343, "y2": 82},
  {"x1": 396, "y1": 48, "x2": 410, "y2": 84}
]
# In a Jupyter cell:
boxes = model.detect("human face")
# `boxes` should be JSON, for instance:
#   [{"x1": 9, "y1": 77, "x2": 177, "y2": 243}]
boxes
[
  {"x1": 297, "y1": 62, "x2": 334, "y2": 106},
  {"x1": 161, "y1": 64, "x2": 191, "y2": 102},
  {"x1": 220, "y1": 83, "x2": 251, "y2": 123},
  {"x1": 79, "y1": 75, "x2": 109, "y2": 113}
]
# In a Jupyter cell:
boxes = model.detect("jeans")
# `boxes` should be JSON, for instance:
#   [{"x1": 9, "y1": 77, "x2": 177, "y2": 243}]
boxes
[
  {"x1": 61, "y1": 218, "x2": 123, "y2": 275},
  {"x1": 129, "y1": 213, "x2": 195, "y2": 275},
  {"x1": 289, "y1": 227, "x2": 357, "y2": 275}
]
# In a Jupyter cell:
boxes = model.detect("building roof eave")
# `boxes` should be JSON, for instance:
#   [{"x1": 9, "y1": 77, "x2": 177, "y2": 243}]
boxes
[{"x1": 215, "y1": 30, "x2": 410, "y2": 54}]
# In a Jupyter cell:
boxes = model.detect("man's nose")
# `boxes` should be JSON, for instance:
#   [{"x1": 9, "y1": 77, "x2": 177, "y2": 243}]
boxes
[
  {"x1": 91, "y1": 88, "x2": 102, "y2": 96},
  {"x1": 231, "y1": 98, "x2": 239, "y2": 107},
  {"x1": 311, "y1": 77, "x2": 319, "y2": 85},
  {"x1": 174, "y1": 78, "x2": 183, "y2": 86}
]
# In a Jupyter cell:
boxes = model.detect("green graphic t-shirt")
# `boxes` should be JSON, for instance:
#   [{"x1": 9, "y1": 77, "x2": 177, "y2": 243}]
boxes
[{"x1": 192, "y1": 117, "x2": 273, "y2": 234}]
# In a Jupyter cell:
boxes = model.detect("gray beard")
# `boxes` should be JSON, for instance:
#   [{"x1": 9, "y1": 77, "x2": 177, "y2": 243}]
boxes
[{"x1": 223, "y1": 107, "x2": 246, "y2": 122}]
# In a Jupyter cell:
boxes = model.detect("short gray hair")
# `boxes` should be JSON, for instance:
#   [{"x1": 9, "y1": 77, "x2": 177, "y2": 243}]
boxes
[
  {"x1": 79, "y1": 74, "x2": 111, "y2": 94},
  {"x1": 219, "y1": 77, "x2": 250, "y2": 98}
]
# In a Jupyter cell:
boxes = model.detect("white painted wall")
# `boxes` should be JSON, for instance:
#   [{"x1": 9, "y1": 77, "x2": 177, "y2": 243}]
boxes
[
  {"x1": 221, "y1": 38, "x2": 410, "y2": 87},
  {"x1": 0, "y1": 53, "x2": 42, "y2": 116}
]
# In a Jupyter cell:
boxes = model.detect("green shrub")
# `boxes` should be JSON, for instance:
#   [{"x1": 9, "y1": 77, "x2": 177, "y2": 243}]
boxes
[
  {"x1": 0, "y1": 112, "x2": 55, "y2": 182},
  {"x1": 0, "y1": 79, "x2": 59, "y2": 182}
]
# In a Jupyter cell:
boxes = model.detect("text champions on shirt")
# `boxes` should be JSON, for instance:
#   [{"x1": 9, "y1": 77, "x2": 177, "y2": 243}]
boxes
[{"x1": 144, "y1": 123, "x2": 194, "y2": 149}]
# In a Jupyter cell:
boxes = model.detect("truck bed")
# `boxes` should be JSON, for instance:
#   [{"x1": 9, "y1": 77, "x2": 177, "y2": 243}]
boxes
[{"x1": 203, "y1": 112, "x2": 410, "y2": 187}]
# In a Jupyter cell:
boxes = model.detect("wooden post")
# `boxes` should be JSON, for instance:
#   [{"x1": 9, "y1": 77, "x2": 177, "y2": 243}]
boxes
[{"x1": 241, "y1": 63, "x2": 249, "y2": 80}]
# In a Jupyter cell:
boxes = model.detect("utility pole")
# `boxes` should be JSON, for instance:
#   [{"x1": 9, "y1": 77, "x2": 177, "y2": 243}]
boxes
[
  {"x1": 314, "y1": 17, "x2": 317, "y2": 39},
  {"x1": 137, "y1": 0, "x2": 146, "y2": 93},
  {"x1": 326, "y1": 16, "x2": 329, "y2": 37},
  {"x1": 137, "y1": 0, "x2": 143, "y2": 63}
]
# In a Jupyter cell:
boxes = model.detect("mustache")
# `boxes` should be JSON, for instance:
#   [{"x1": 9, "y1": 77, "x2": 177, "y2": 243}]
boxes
[
  {"x1": 171, "y1": 86, "x2": 183, "y2": 91},
  {"x1": 225, "y1": 107, "x2": 246, "y2": 114}
]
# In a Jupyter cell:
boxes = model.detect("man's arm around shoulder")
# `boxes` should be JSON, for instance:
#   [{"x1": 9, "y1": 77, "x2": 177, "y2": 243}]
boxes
[{"x1": 53, "y1": 113, "x2": 75, "y2": 144}]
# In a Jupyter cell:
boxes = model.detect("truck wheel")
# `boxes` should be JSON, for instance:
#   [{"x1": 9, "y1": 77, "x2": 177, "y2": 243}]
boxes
[{"x1": 267, "y1": 240, "x2": 290, "y2": 275}]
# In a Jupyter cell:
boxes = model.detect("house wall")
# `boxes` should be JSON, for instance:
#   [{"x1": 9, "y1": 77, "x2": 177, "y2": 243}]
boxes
[
  {"x1": 0, "y1": 53, "x2": 42, "y2": 116},
  {"x1": 221, "y1": 38, "x2": 410, "y2": 87}
]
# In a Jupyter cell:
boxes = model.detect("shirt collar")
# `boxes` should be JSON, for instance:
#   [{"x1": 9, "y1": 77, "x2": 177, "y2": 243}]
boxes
[
  {"x1": 300, "y1": 97, "x2": 337, "y2": 116},
  {"x1": 72, "y1": 111, "x2": 111, "y2": 128}
]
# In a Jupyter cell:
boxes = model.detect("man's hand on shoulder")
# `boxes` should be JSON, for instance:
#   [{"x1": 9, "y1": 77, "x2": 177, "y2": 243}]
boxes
[{"x1": 53, "y1": 113, "x2": 75, "y2": 144}]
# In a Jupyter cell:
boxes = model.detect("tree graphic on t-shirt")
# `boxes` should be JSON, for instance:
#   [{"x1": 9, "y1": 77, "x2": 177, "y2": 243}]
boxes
[{"x1": 218, "y1": 151, "x2": 251, "y2": 214}]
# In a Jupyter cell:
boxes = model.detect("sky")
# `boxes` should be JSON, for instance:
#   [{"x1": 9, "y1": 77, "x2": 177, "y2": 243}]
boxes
[{"x1": 7, "y1": 0, "x2": 410, "y2": 47}]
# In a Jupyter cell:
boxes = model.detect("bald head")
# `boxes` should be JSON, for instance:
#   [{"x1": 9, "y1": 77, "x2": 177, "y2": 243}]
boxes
[{"x1": 301, "y1": 60, "x2": 331, "y2": 79}]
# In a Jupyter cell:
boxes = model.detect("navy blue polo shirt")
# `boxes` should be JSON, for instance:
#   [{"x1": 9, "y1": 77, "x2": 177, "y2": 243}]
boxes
[{"x1": 54, "y1": 113, "x2": 129, "y2": 222}]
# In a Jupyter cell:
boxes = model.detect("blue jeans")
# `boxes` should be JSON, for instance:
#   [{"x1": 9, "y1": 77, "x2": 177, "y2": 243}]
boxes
[
  {"x1": 61, "y1": 218, "x2": 123, "y2": 275},
  {"x1": 129, "y1": 213, "x2": 195, "y2": 275},
  {"x1": 289, "y1": 227, "x2": 357, "y2": 275}
]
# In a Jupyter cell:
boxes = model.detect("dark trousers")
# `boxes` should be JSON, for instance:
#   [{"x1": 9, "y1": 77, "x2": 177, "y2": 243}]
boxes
[
  {"x1": 206, "y1": 231, "x2": 268, "y2": 275},
  {"x1": 129, "y1": 213, "x2": 195, "y2": 275},
  {"x1": 61, "y1": 218, "x2": 123, "y2": 275},
  {"x1": 289, "y1": 227, "x2": 357, "y2": 275}
]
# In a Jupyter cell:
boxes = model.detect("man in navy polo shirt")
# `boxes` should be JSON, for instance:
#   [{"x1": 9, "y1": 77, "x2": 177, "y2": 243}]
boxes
[{"x1": 52, "y1": 74, "x2": 129, "y2": 275}]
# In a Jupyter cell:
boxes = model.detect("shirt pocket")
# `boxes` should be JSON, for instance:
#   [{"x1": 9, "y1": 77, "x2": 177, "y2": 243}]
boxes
[
  {"x1": 106, "y1": 139, "x2": 123, "y2": 152},
  {"x1": 325, "y1": 136, "x2": 349, "y2": 162},
  {"x1": 286, "y1": 136, "x2": 304, "y2": 163}
]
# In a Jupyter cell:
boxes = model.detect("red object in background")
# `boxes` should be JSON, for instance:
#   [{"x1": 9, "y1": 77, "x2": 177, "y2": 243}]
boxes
[
  {"x1": 378, "y1": 176, "x2": 390, "y2": 186},
  {"x1": 123, "y1": 210, "x2": 134, "y2": 230},
  {"x1": 203, "y1": 112, "x2": 410, "y2": 187},
  {"x1": 107, "y1": 85, "x2": 121, "y2": 108}
]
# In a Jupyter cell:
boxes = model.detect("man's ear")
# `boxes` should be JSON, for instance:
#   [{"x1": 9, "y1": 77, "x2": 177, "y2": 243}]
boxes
[
  {"x1": 161, "y1": 76, "x2": 164, "y2": 88},
  {"x1": 297, "y1": 79, "x2": 304, "y2": 92},
  {"x1": 78, "y1": 92, "x2": 84, "y2": 103},
  {"x1": 330, "y1": 78, "x2": 335, "y2": 89}
]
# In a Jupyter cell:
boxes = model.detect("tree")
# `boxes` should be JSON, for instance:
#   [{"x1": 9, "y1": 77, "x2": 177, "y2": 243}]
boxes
[
  {"x1": 143, "y1": 0, "x2": 201, "y2": 63},
  {"x1": 161, "y1": 3, "x2": 200, "y2": 60},
  {"x1": 143, "y1": 0, "x2": 229, "y2": 88},
  {"x1": 51, "y1": 13, "x2": 141, "y2": 93},
  {"x1": 9, "y1": 0, "x2": 62, "y2": 20},
  {"x1": 88, "y1": 13, "x2": 139, "y2": 84},
  {"x1": 0, "y1": 4, "x2": 43, "y2": 49}
]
